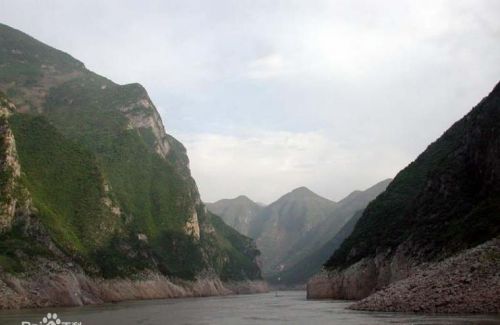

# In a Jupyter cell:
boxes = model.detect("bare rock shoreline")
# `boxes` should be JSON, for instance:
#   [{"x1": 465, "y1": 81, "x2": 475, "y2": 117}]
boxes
[
  {"x1": 307, "y1": 239, "x2": 500, "y2": 314},
  {"x1": 0, "y1": 269, "x2": 269, "y2": 309}
]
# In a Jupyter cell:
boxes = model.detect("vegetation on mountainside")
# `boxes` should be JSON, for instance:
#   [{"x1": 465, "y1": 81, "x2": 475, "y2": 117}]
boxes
[
  {"x1": 0, "y1": 23, "x2": 83, "y2": 84},
  {"x1": 7, "y1": 98, "x2": 259, "y2": 280},
  {"x1": 326, "y1": 82, "x2": 500, "y2": 270},
  {"x1": 0, "y1": 222, "x2": 54, "y2": 274},
  {"x1": 0, "y1": 23, "x2": 263, "y2": 282},
  {"x1": 9, "y1": 114, "x2": 112, "y2": 254},
  {"x1": 202, "y1": 212, "x2": 261, "y2": 281}
]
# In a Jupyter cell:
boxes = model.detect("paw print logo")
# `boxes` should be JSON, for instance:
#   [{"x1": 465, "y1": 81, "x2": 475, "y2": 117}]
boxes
[{"x1": 42, "y1": 313, "x2": 61, "y2": 325}]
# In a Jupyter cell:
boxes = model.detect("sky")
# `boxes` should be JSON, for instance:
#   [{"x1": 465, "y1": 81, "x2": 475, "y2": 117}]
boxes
[{"x1": 1, "y1": 0, "x2": 499, "y2": 204}]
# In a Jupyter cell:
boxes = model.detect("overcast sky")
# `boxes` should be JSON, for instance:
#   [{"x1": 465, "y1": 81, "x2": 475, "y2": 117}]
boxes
[{"x1": 1, "y1": 0, "x2": 499, "y2": 203}]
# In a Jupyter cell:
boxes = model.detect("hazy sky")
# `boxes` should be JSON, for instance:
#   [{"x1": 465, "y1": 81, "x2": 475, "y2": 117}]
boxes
[{"x1": 1, "y1": 0, "x2": 499, "y2": 203}]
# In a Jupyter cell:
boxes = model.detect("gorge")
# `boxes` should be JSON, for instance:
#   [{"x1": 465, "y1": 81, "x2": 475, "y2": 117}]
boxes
[
  {"x1": 0, "y1": 16, "x2": 499, "y2": 322},
  {"x1": 207, "y1": 179, "x2": 391, "y2": 285}
]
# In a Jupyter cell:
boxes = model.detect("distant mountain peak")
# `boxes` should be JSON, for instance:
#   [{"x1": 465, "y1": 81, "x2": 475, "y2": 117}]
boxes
[
  {"x1": 209, "y1": 194, "x2": 257, "y2": 206},
  {"x1": 234, "y1": 194, "x2": 254, "y2": 202},
  {"x1": 279, "y1": 186, "x2": 334, "y2": 203},
  {"x1": 206, "y1": 195, "x2": 264, "y2": 237},
  {"x1": 288, "y1": 186, "x2": 318, "y2": 197},
  {"x1": 291, "y1": 186, "x2": 313, "y2": 193}
]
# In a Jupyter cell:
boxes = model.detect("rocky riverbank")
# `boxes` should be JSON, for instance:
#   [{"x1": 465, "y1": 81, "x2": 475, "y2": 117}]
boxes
[
  {"x1": 306, "y1": 240, "x2": 414, "y2": 300},
  {"x1": 307, "y1": 238, "x2": 500, "y2": 314},
  {"x1": 0, "y1": 266, "x2": 269, "y2": 309},
  {"x1": 351, "y1": 239, "x2": 500, "y2": 313}
]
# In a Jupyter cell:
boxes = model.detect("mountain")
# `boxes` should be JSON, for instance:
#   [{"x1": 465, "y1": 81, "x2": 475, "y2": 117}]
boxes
[
  {"x1": 0, "y1": 24, "x2": 265, "y2": 309},
  {"x1": 307, "y1": 81, "x2": 500, "y2": 313},
  {"x1": 210, "y1": 181, "x2": 390, "y2": 279},
  {"x1": 206, "y1": 195, "x2": 263, "y2": 237},
  {"x1": 269, "y1": 179, "x2": 391, "y2": 285},
  {"x1": 249, "y1": 187, "x2": 337, "y2": 275},
  {"x1": 270, "y1": 209, "x2": 364, "y2": 286}
]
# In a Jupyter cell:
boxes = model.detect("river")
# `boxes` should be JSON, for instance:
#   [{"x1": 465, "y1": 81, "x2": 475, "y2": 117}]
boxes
[{"x1": 0, "y1": 291, "x2": 499, "y2": 325}]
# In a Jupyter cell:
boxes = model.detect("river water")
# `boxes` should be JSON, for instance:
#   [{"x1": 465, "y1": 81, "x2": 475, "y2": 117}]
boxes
[{"x1": 0, "y1": 291, "x2": 499, "y2": 325}]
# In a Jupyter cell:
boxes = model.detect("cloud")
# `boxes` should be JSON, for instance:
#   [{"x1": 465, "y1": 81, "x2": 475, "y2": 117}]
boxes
[
  {"x1": 246, "y1": 53, "x2": 287, "y2": 80},
  {"x1": 1, "y1": 0, "x2": 499, "y2": 202},
  {"x1": 180, "y1": 130, "x2": 409, "y2": 203}
]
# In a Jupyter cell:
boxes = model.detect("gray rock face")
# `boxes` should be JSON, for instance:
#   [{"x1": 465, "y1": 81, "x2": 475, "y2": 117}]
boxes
[
  {"x1": 350, "y1": 238, "x2": 500, "y2": 313},
  {"x1": 307, "y1": 240, "x2": 414, "y2": 300},
  {"x1": 307, "y1": 239, "x2": 500, "y2": 314},
  {"x1": 0, "y1": 95, "x2": 24, "y2": 233},
  {"x1": 117, "y1": 85, "x2": 171, "y2": 158},
  {"x1": 0, "y1": 262, "x2": 269, "y2": 309}
]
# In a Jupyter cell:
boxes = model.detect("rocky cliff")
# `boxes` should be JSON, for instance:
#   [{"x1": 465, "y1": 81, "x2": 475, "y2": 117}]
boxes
[
  {"x1": 351, "y1": 238, "x2": 500, "y2": 313},
  {"x1": 307, "y1": 81, "x2": 500, "y2": 313},
  {"x1": 0, "y1": 23, "x2": 266, "y2": 309},
  {"x1": 0, "y1": 264, "x2": 269, "y2": 309}
]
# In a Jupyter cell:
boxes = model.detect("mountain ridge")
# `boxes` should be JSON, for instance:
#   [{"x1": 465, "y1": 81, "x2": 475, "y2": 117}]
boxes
[
  {"x1": 206, "y1": 194, "x2": 263, "y2": 238},
  {"x1": 209, "y1": 180, "x2": 391, "y2": 280},
  {"x1": 268, "y1": 179, "x2": 391, "y2": 284},
  {"x1": 0, "y1": 23, "x2": 267, "y2": 308}
]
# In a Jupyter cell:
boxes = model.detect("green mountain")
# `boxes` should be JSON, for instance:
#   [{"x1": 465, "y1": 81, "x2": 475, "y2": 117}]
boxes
[
  {"x1": 0, "y1": 22, "x2": 261, "y2": 288},
  {"x1": 308, "y1": 81, "x2": 500, "y2": 313},
  {"x1": 206, "y1": 195, "x2": 263, "y2": 237},
  {"x1": 326, "y1": 83, "x2": 500, "y2": 270}
]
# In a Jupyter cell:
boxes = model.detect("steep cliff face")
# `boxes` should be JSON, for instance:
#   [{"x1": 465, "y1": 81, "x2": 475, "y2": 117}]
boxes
[
  {"x1": 307, "y1": 81, "x2": 500, "y2": 313},
  {"x1": 0, "y1": 23, "x2": 264, "y2": 305},
  {"x1": 0, "y1": 94, "x2": 19, "y2": 232}
]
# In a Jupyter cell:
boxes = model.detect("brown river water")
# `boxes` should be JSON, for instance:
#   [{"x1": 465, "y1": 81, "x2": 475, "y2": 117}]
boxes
[{"x1": 0, "y1": 291, "x2": 499, "y2": 325}]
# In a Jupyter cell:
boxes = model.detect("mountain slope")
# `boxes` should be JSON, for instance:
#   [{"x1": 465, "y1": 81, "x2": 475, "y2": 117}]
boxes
[
  {"x1": 307, "y1": 81, "x2": 500, "y2": 313},
  {"x1": 327, "y1": 83, "x2": 500, "y2": 269},
  {"x1": 270, "y1": 209, "x2": 364, "y2": 286},
  {"x1": 211, "y1": 180, "x2": 390, "y2": 279},
  {"x1": 249, "y1": 187, "x2": 337, "y2": 275},
  {"x1": 206, "y1": 195, "x2": 263, "y2": 237},
  {"x1": 0, "y1": 23, "x2": 264, "y2": 308},
  {"x1": 268, "y1": 179, "x2": 391, "y2": 284}
]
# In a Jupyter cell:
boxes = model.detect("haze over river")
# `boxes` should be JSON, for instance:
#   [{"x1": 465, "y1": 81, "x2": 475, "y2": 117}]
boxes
[{"x1": 0, "y1": 291, "x2": 499, "y2": 325}]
